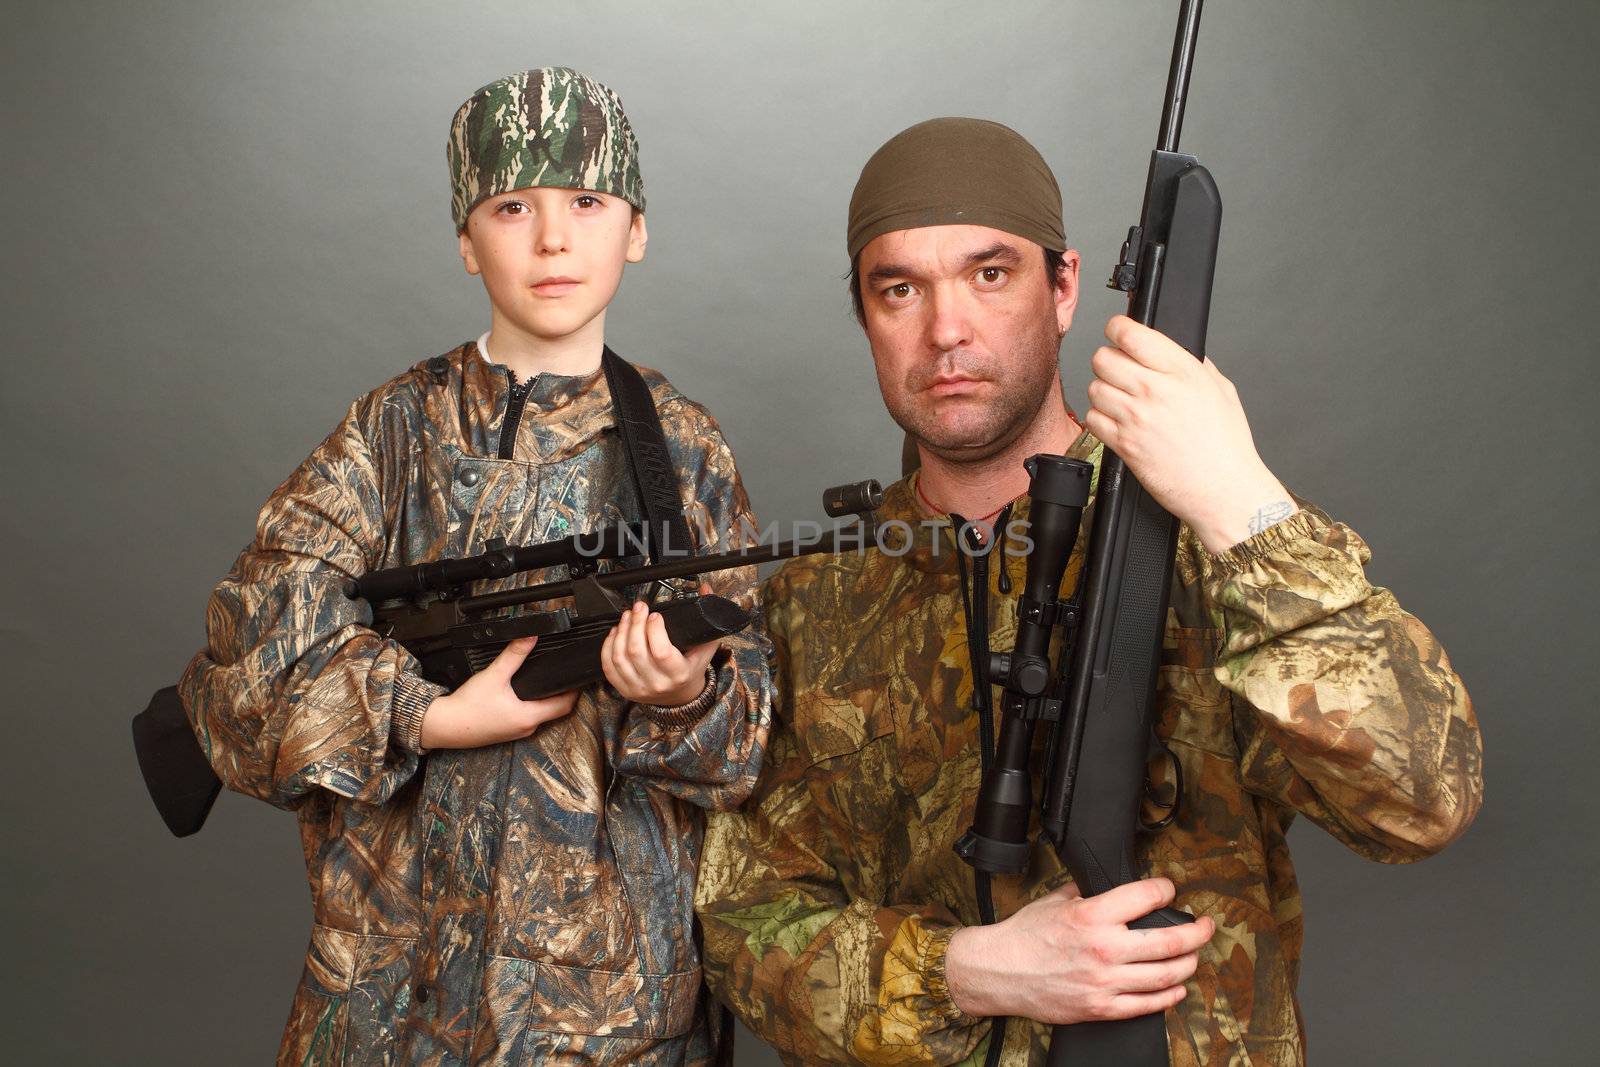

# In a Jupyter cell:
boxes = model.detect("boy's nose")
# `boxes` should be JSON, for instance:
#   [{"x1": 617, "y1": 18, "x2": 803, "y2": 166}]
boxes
[{"x1": 534, "y1": 217, "x2": 570, "y2": 255}]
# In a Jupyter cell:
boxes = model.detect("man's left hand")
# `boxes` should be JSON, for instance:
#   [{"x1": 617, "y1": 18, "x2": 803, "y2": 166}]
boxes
[{"x1": 1085, "y1": 315, "x2": 1296, "y2": 554}]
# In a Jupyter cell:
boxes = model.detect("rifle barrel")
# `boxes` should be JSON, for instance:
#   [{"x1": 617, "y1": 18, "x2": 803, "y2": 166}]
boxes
[
  {"x1": 1156, "y1": 0, "x2": 1204, "y2": 154},
  {"x1": 352, "y1": 523, "x2": 646, "y2": 603},
  {"x1": 459, "y1": 524, "x2": 876, "y2": 614}
]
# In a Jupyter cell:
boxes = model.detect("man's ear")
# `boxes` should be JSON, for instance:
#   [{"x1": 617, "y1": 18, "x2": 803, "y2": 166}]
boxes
[
  {"x1": 626, "y1": 210, "x2": 648, "y2": 264},
  {"x1": 1054, "y1": 249, "x2": 1081, "y2": 336},
  {"x1": 458, "y1": 227, "x2": 481, "y2": 276}
]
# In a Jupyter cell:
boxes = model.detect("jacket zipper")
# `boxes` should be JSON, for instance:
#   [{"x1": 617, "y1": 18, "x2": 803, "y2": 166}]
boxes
[{"x1": 497, "y1": 374, "x2": 532, "y2": 459}]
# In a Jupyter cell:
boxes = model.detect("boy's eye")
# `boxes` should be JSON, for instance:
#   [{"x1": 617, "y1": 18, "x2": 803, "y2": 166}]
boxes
[
  {"x1": 574, "y1": 194, "x2": 602, "y2": 210},
  {"x1": 496, "y1": 200, "x2": 528, "y2": 215}
]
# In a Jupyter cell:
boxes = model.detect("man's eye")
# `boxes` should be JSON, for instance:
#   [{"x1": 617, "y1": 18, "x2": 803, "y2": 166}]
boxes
[
  {"x1": 885, "y1": 283, "x2": 913, "y2": 300},
  {"x1": 976, "y1": 267, "x2": 1007, "y2": 286}
]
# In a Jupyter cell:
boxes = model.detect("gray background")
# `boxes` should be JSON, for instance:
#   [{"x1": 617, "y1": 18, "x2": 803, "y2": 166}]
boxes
[{"x1": 4, "y1": 0, "x2": 1594, "y2": 1063}]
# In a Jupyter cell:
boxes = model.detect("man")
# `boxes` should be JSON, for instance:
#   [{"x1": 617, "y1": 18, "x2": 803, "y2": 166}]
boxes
[{"x1": 695, "y1": 117, "x2": 1482, "y2": 1065}]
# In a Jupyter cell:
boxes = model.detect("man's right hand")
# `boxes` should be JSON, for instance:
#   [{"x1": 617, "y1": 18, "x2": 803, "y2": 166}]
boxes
[
  {"x1": 419, "y1": 637, "x2": 580, "y2": 750},
  {"x1": 944, "y1": 877, "x2": 1213, "y2": 1025}
]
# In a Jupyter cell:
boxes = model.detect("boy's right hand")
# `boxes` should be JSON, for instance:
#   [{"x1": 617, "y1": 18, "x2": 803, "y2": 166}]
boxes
[{"x1": 419, "y1": 637, "x2": 579, "y2": 750}]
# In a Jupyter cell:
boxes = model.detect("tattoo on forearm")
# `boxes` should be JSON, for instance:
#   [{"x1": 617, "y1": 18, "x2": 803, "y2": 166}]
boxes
[{"x1": 1247, "y1": 501, "x2": 1295, "y2": 536}]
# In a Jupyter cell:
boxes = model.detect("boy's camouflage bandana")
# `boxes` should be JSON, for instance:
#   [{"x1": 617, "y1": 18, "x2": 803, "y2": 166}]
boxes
[{"x1": 447, "y1": 67, "x2": 645, "y2": 231}]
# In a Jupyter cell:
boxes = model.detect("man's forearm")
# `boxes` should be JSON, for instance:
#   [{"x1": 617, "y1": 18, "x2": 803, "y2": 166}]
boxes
[
  {"x1": 1204, "y1": 507, "x2": 1485, "y2": 858},
  {"x1": 700, "y1": 894, "x2": 983, "y2": 1065},
  {"x1": 1185, "y1": 468, "x2": 1296, "y2": 555}
]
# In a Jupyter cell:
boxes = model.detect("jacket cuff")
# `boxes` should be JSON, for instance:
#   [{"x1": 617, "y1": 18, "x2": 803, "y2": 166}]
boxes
[
  {"x1": 1202, "y1": 507, "x2": 1323, "y2": 577},
  {"x1": 391, "y1": 673, "x2": 446, "y2": 755},
  {"x1": 636, "y1": 665, "x2": 719, "y2": 729},
  {"x1": 1200, "y1": 503, "x2": 1378, "y2": 656},
  {"x1": 917, "y1": 924, "x2": 968, "y2": 1023}
]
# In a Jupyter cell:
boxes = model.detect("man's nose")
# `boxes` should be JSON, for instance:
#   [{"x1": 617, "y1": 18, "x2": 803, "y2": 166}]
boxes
[{"x1": 926, "y1": 285, "x2": 974, "y2": 353}]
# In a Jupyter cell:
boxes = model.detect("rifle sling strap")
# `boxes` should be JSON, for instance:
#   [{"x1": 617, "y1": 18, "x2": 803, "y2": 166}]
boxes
[{"x1": 601, "y1": 347, "x2": 695, "y2": 569}]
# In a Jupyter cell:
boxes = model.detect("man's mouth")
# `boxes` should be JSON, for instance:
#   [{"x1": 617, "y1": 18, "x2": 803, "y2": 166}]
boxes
[
  {"x1": 926, "y1": 375, "x2": 984, "y2": 396},
  {"x1": 531, "y1": 276, "x2": 581, "y2": 296}
]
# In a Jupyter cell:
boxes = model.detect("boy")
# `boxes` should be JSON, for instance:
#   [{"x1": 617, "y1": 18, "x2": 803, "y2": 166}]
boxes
[{"x1": 179, "y1": 67, "x2": 770, "y2": 1066}]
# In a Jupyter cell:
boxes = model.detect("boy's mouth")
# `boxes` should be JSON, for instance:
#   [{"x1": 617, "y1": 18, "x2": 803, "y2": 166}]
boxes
[{"x1": 531, "y1": 276, "x2": 581, "y2": 297}]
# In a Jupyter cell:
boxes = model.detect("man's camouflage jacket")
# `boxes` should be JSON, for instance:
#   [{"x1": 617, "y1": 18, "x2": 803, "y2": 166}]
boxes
[
  {"x1": 180, "y1": 342, "x2": 771, "y2": 1066},
  {"x1": 696, "y1": 431, "x2": 1482, "y2": 1066}
]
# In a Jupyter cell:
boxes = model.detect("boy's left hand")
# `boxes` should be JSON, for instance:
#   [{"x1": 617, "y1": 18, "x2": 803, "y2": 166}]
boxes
[{"x1": 600, "y1": 586, "x2": 721, "y2": 707}]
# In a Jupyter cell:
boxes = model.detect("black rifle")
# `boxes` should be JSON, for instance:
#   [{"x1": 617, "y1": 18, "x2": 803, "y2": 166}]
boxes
[
  {"x1": 133, "y1": 479, "x2": 882, "y2": 837},
  {"x1": 369, "y1": 478, "x2": 882, "y2": 696},
  {"x1": 953, "y1": 2, "x2": 1221, "y2": 1064}
]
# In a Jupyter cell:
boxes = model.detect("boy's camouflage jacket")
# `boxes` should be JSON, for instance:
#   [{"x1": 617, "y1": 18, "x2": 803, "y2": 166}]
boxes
[
  {"x1": 180, "y1": 342, "x2": 771, "y2": 1066},
  {"x1": 696, "y1": 431, "x2": 1482, "y2": 1066}
]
